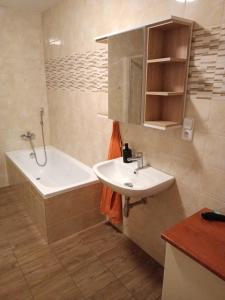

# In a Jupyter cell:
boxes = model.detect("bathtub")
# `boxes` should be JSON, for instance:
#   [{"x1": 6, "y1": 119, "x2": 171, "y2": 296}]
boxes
[
  {"x1": 6, "y1": 146, "x2": 98, "y2": 198},
  {"x1": 6, "y1": 146, "x2": 103, "y2": 243}
]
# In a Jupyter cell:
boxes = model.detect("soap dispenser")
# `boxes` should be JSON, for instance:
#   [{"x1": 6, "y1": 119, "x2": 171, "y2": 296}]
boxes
[{"x1": 123, "y1": 143, "x2": 132, "y2": 163}]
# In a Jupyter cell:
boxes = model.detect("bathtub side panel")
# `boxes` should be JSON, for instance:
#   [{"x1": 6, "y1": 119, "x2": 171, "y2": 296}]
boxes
[
  {"x1": 45, "y1": 183, "x2": 104, "y2": 243},
  {"x1": 6, "y1": 158, "x2": 47, "y2": 240}
]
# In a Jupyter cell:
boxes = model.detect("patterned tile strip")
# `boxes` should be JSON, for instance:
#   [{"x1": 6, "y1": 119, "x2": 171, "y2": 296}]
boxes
[
  {"x1": 45, "y1": 24, "x2": 225, "y2": 96},
  {"x1": 45, "y1": 48, "x2": 108, "y2": 92}
]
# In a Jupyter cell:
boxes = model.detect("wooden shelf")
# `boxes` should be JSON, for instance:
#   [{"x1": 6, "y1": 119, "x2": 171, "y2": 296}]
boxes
[
  {"x1": 143, "y1": 17, "x2": 193, "y2": 130},
  {"x1": 148, "y1": 18, "x2": 192, "y2": 30},
  {"x1": 146, "y1": 91, "x2": 184, "y2": 96},
  {"x1": 144, "y1": 121, "x2": 181, "y2": 130},
  {"x1": 97, "y1": 113, "x2": 108, "y2": 119},
  {"x1": 147, "y1": 57, "x2": 187, "y2": 64}
]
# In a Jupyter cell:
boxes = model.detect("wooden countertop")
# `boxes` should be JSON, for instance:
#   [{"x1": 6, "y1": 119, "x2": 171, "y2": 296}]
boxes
[{"x1": 161, "y1": 208, "x2": 225, "y2": 281}]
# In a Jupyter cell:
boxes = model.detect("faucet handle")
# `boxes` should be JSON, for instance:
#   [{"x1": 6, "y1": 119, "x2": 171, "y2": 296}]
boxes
[
  {"x1": 20, "y1": 134, "x2": 27, "y2": 140},
  {"x1": 136, "y1": 152, "x2": 143, "y2": 158}
]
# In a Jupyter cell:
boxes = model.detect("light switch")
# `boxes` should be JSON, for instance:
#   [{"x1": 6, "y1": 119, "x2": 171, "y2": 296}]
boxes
[{"x1": 182, "y1": 118, "x2": 194, "y2": 141}]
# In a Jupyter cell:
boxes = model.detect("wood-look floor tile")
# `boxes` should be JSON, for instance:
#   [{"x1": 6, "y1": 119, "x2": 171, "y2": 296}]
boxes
[
  {"x1": 3, "y1": 213, "x2": 33, "y2": 235},
  {"x1": 20, "y1": 250, "x2": 63, "y2": 288},
  {"x1": 71, "y1": 259, "x2": 116, "y2": 298},
  {"x1": 51, "y1": 234, "x2": 98, "y2": 274},
  {"x1": 0, "y1": 247, "x2": 18, "y2": 273},
  {"x1": 0, "y1": 203, "x2": 24, "y2": 219},
  {"x1": 79, "y1": 223, "x2": 125, "y2": 255},
  {"x1": 100, "y1": 237, "x2": 162, "y2": 279},
  {"x1": 0, "y1": 234, "x2": 11, "y2": 251},
  {"x1": 0, "y1": 267, "x2": 33, "y2": 300},
  {"x1": 88, "y1": 280, "x2": 135, "y2": 300},
  {"x1": 9, "y1": 225, "x2": 47, "y2": 258},
  {"x1": 99, "y1": 243, "x2": 147, "y2": 278},
  {"x1": 120, "y1": 261, "x2": 163, "y2": 300},
  {"x1": 0, "y1": 189, "x2": 164, "y2": 300},
  {"x1": 31, "y1": 271, "x2": 84, "y2": 300},
  {"x1": 0, "y1": 189, "x2": 16, "y2": 204},
  {"x1": 16, "y1": 246, "x2": 52, "y2": 265}
]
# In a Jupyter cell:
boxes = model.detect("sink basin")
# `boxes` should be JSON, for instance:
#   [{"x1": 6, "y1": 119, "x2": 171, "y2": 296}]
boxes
[{"x1": 93, "y1": 157, "x2": 175, "y2": 198}]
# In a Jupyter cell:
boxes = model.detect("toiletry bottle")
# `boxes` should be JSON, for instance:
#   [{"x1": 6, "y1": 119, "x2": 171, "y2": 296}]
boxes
[{"x1": 123, "y1": 143, "x2": 132, "y2": 163}]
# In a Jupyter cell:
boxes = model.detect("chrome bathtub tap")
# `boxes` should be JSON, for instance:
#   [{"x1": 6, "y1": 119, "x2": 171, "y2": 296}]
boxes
[{"x1": 20, "y1": 131, "x2": 35, "y2": 141}]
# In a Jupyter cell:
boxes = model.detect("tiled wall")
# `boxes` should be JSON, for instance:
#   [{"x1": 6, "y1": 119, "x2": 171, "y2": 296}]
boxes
[
  {"x1": 0, "y1": 7, "x2": 50, "y2": 187},
  {"x1": 43, "y1": 0, "x2": 225, "y2": 265}
]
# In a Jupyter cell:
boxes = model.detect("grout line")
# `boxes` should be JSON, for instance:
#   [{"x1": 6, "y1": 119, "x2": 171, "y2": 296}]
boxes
[
  {"x1": 0, "y1": 191, "x2": 34, "y2": 298},
  {"x1": 78, "y1": 225, "x2": 138, "y2": 299},
  {"x1": 53, "y1": 228, "x2": 120, "y2": 299},
  {"x1": 97, "y1": 255, "x2": 137, "y2": 299},
  {"x1": 50, "y1": 245, "x2": 87, "y2": 299},
  {"x1": 11, "y1": 247, "x2": 35, "y2": 300}
]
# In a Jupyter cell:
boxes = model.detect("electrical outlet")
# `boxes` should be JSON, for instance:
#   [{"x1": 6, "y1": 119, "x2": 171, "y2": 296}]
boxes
[{"x1": 182, "y1": 118, "x2": 194, "y2": 141}]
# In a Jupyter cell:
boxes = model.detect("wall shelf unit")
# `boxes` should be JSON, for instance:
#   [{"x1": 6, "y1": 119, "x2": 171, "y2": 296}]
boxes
[
  {"x1": 144, "y1": 17, "x2": 193, "y2": 130},
  {"x1": 95, "y1": 16, "x2": 193, "y2": 129}
]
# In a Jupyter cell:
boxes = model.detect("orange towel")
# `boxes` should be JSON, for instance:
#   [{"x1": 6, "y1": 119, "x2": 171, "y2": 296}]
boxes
[{"x1": 100, "y1": 121, "x2": 122, "y2": 224}]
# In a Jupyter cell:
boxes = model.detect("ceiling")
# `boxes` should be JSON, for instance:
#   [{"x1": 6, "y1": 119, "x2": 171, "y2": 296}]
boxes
[{"x1": 0, "y1": 0, "x2": 60, "y2": 12}]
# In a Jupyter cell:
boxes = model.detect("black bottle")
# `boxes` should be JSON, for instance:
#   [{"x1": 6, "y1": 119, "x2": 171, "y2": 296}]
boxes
[{"x1": 123, "y1": 143, "x2": 132, "y2": 163}]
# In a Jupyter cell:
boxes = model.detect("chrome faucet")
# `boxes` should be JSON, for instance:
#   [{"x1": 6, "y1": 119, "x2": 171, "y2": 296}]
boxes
[
  {"x1": 20, "y1": 131, "x2": 35, "y2": 141},
  {"x1": 127, "y1": 152, "x2": 144, "y2": 174}
]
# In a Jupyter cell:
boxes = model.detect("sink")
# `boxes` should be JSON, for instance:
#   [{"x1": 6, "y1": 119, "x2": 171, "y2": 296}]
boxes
[{"x1": 93, "y1": 157, "x2": 175, "y2": 198}]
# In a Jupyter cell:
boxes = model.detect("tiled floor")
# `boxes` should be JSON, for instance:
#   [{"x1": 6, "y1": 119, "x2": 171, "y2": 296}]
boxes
[{"x1": 0, "y1": 187, "x2": 163, "y2": 300}]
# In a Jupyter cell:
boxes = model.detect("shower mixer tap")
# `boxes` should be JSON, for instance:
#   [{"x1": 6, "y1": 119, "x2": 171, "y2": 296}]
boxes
[
  {"x1": 20, "y1": 131, "x2": 35, "y2": 141},
  {"x1": 20, "y1": 108, "x2": 47, "y2": 167}
]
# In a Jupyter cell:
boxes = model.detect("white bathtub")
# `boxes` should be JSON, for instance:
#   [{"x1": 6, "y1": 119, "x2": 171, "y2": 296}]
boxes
[{"x1": 6, "y1": 146, "x2": 98, "y2": 198}]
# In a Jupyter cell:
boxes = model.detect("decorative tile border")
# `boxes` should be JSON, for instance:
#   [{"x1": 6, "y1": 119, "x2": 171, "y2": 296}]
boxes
[
  {"x1": 188, "y1": 24, "x2": 225, "y2": 100},
  {"x1": 45, "y1": 24, "x2": 225, "y2": 97},
  {"x1": 45, "y1": 48, "x2": 108, "y2": 92}
]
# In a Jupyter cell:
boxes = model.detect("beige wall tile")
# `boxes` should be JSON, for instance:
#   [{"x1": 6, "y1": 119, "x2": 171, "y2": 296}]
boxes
[
  {"x1": 203, "y1": 134, "x2": 225, "y2": 170},
  {"x1": 0, "y1": 8, "x2": 50, "y2": 188},
  {"x1": 185, "y1": 98, "x2": 211, "y2": 133},
  {"x1": 222, "y1": 0, "x2": 225, "y2": 23},
  {"x1": 184, "y1": 0, "x2": 224, "y2": 26},
  {"x1": 197, "y1": 192, "x2": 224, "y2": 211},
  {"x1": 45, "y1": 183, "x2": 102, "y2": 225},
  {"x1": 208, "y1": 99, "x2": 225, "y2": 136},
  {"x1": 47, "y1": 209, "x2": 104, "y2": 243},
  {"x1": 200, "y1": 166, "x2": 225, "y2": 202}
]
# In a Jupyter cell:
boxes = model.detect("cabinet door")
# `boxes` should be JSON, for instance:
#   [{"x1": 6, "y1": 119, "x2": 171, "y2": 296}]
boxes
[{"x1": 108, "y1": 28, "x2": 145, "y2": 124}]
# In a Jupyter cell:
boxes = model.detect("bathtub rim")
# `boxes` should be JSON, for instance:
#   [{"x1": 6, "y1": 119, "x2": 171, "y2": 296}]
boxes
[{"x1": 5, "y1": 145, "x2": 99, "y2": 199}]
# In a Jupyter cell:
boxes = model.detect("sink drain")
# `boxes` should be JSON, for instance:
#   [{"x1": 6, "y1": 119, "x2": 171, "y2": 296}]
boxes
[
  {"x1": 124, "y1": 182, "x2": 133, "y2": 188},
  {"x1": 36, "y1": 177, "x2": 41, "y2": 180}
]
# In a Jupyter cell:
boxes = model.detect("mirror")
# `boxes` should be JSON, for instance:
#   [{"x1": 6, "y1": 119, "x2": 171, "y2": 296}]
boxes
[{"x1": 108, "y1": 28, "x2": 145, "y2": 124}]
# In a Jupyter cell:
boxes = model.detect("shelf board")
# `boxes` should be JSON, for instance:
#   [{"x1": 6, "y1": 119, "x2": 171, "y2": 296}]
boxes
[
  {"x1": 147, "y1": 18, "x2": 191, "y2": 30},
  {"x1": 147, "y1": 57, "x2": 187, "y2": 64},
  {"x1": 144, "y1": 121, "x2": 181, "y2": 130},
  {"x1": 97, "y1": 113, "x2": 108, "y2": 119},
  {"x1": 146, "y1": 91, "x2": 184, "y2": 96}
]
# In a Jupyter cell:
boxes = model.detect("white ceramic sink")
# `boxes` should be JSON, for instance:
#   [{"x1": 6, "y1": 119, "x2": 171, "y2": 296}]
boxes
[{"x1": 93, "y1": 157, "x2": 175, "y2": 198}]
